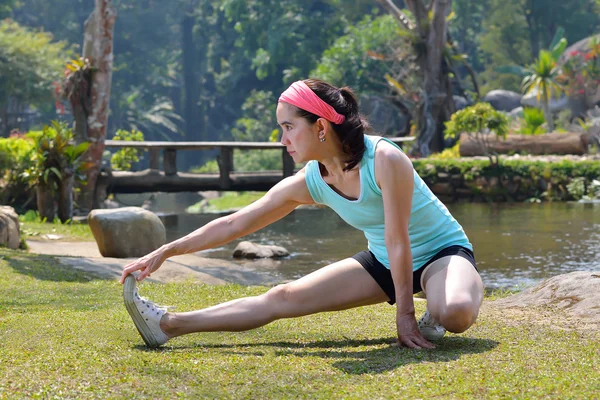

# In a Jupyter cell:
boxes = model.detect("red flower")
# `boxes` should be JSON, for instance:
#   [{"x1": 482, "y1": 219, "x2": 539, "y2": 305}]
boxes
[{"x1": 570, "y1": 50, "x2": 580, "y2": 57}]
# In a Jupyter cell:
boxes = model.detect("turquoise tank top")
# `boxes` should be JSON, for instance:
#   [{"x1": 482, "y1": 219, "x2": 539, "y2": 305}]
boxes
[{"x1": 304, "y1": 135, "x2": 472, "y2": 271}]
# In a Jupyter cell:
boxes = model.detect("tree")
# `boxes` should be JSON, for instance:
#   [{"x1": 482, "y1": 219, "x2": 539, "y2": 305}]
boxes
[
  {"x1": 0, "y1": 20, "x2": 72, "y2": 136},
  {"x1": 479, "y1": 0, "x2": 600, "y2": 94},
  {"x1": 77, "y1": 0, "x2": 116, "y2": 211},
  {"x1": 521, "y1": 50, "x2": 564, "y2": 132},
  {"x1": 0, "y1": 0, "x2": 16, "y2": 18},
  {"x1": 376, "y1": 0, "x2": 459, "y2": 155}
]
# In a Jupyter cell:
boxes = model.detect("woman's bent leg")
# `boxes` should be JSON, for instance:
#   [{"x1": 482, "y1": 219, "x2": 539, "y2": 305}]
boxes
[
  {"x1": 161, "y1": 258, "x2": 390, "y2": 338},
  {"x1": 421, "y1": 255, "x2": 484, "y2": 333}
]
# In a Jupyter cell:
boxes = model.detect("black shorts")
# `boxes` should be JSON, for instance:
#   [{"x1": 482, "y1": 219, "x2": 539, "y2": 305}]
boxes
[{"x1": 351, "y1": 245, "x2": 477, "y2": 305}]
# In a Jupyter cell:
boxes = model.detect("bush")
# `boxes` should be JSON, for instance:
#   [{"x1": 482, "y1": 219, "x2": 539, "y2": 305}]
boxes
[
  {"x1": 0, "y1": 132, "x2": 36, "y2": 210},
  {"x1": 110, "y1": 129, "x2": 145, "y2": 171},
  {"x1": 444, "y1": 103, "x2": 509, "y2": 166},
  {"x1": 520, "y1": 107, "x2": 546, "y2": 135},
  {"x1": 413, "y1": 157, "x2": 600, "y2": 202}
]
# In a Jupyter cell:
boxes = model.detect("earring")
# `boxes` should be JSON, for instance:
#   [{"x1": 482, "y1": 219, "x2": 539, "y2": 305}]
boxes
[{"x1": 319, "y1": 131, "x2": 326, "y2": 142}]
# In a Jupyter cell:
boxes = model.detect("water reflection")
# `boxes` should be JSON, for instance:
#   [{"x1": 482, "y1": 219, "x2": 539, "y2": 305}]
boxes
[{"x1": 163, "y1": 203, "x2": 600, "y2": 290}]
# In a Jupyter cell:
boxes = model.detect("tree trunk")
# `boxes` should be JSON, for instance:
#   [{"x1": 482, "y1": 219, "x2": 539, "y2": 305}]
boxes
[
  {"x1": 57, "y1": 172, "x2": 75, "y2": 223},
  {"x1": 79, "y1": 0, "x2": 116, "y2": 212},
  {"x1": 36, "y1": 183, "x2": 55, "y2": 222},
  {"x1": 408, "y1": 0, "x2": 454, "y2": 156},
  {"x1": 459, "y1": 132, "x2": 587, "y2": 156},
  {"x1": 542, "y1": 90, "x2": 554, "y2": 132}
]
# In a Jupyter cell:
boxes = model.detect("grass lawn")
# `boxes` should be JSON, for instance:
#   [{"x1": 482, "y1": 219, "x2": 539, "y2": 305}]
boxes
[
  {"x1": 1, "y1": 248, "x2": 599, "y2": 399},
  {"x1": 18, "y1": 219, "x2": 95, "y2": 242},
  {"x1": 187, "y1": 192, "x2": 266, "y2": 213}
]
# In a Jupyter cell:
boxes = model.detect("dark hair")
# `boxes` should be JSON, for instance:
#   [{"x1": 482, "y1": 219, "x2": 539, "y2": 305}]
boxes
[{"x1": 296, "y1": 78, "x2": 370, "y2": 171}]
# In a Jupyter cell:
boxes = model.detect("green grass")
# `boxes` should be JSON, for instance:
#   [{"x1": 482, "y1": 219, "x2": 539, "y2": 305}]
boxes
[
  {"x1": 187, "y1": 191, "x2": 266, "y2": 213},
  {"x1": 1, "y1": 249, "x2": 599, "y2": 399},
  {"x1": 18, "y1": 219, "x2": 94, "y2": 242}
]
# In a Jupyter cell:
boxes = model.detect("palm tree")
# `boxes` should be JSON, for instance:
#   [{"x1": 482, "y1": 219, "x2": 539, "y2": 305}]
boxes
[{"x1": 521, "y1": 50, "x2": 563, "y2": 132}]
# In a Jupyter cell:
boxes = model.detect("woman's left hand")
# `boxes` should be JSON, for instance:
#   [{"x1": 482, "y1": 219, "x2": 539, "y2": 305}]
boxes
[{"x1": 396, "y1": 311, "x2": 435, "y2": 349}]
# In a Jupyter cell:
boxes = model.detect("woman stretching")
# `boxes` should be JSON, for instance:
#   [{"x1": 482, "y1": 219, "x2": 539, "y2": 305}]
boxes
[{"x1": 120, "y1": 79, "x2": 484, "y2": 350}]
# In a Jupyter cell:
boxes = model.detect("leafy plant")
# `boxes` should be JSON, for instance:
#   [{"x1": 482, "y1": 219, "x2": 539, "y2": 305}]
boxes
[
  {"x1": 521, "y1": 49, "x2": 564, "y2": 132},
  {"x1": 21, "y1": 121, "x2": 90, "y2": 222},
  {"x1": 444, "y1": 103, "x2": 509, "y2": 166},
  {"x1": 231, "y1": 90, "x2": 278, "y2": 142},
  {"x1": 0, "y1": 132, "x2": 36, "y2": 209},
  {"x1": 520, "y1": 107, "x2": 546, "y2": 135},
  {"x1": 24, "y1": 121, "x2": 90, "y2": 190},
  {"x1": 110, "y1": 129, "x2": 145, "y2": 171}
]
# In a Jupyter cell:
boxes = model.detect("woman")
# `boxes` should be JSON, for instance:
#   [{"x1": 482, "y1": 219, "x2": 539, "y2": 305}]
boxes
[{"x1": 120, "y1": 79, "x2": 484, "y2": 350}]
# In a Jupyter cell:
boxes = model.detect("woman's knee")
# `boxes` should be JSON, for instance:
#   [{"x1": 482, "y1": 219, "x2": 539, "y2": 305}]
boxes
[
  {"x1": 263, "y1": 283, "x2": 297, "y2": 318},
  {"x1": 433, "y1": 294, "x2": 481, "y2": 333}
]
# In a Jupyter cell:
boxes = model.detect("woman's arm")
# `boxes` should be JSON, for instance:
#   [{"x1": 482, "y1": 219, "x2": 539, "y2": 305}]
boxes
[
  {"x1": 120, "y1": 170, "x2": 314, "y2": 283},
  {"x1": 376, "y1": 141, "x2": 435, "y2": 349}
]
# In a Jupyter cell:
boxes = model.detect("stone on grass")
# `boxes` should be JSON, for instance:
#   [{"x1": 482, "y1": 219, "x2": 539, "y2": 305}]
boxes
[
  {"x1": 88, "y1": 207, "x2": 166, "y2": 258},
  {"x1": 233, "y1": 241, "x2": 289, "y2": 259},
  {"x1": 0, "y1": 206, "x2": 20, "y2": 249},
  {"x1": 493, "y1": 271, "x2": 600, "y2": 323}
]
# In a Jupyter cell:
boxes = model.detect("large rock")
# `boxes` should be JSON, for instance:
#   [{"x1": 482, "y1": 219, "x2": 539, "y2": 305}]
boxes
[
  {"x1": 453, "y1": 95, "x2": 470, "y2": 111},
  {"x1": 493, "y1": 271, "x2": 600, "y2": 323},
  {"x1": 88, "y1": 207, "x2": 166, "y2": 258},
  {"x1": 521, "y1": 89, "x2": 570, "y2": 113},
  {"x1": 483, "y1": 90, "x2": 522, "y2": 112},
  {"x1": 359, "y1": 94, "x2": 410, "y2": 136},
  {"x1": 0, "y1": 206, "x2": 20, "y2": 249},
  {"x1": 232, "y1": 241, "x2": 289, "y2": 259}
]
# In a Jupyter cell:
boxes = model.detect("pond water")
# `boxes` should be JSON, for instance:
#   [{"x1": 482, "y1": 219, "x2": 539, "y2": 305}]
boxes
[{"x1": 162, "y1": 202, "x2": 600, "y2": 290}]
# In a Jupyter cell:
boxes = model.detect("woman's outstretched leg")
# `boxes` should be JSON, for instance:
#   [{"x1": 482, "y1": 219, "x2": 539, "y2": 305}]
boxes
[{"x1": 155, "y1": 258, "x2": 390, "y2": 339}]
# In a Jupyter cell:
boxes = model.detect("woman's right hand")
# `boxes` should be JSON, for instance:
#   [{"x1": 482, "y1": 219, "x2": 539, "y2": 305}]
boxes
[{"x1": 119, "y1": 247, "x2": 169, "y2": 284}]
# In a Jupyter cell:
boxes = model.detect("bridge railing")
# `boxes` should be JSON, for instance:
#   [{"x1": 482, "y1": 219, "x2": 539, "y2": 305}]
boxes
[{"x1": 101, "y1": 137, "x2": 415, "y2": 194}]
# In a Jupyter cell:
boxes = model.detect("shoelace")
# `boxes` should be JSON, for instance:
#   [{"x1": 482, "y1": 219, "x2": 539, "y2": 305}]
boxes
[
  {"x1": 135, "y1": 290, "x2": 173, "y2": 313},
  {"x1": 419, "y1": 311, "x2": 443, "y2": 330}
]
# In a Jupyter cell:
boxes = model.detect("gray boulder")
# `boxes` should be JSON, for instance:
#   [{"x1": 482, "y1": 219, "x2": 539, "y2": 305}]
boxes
[
  {"x1": 88, "y1": 207, "x2": 166, "y2": 258},
  {"x1": 233, "y1": 241, "x2": 289, "y2": 259},
  {"x1": 453, "y1": 95, "x2": 470, "y2": 111},
  {"x1": 508, "y1": 107, "x2": 524, "y2": 118},
  {"x1": 521, "y1": 88, "x2": 570, "y2": 113},
  {"x1": 359, "y1": 94, "x2": 410, "y2": 136},
  {"x1": 0, "y1": 206, "x2": 20, "y2": 249},
  {"x1": 483, "y1": 90, "x2": 523, "y2": 112}
]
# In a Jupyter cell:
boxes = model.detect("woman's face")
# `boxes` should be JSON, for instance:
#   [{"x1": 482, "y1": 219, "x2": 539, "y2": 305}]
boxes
[{"x1": 276, "y1": 102, "x2": 319, "y2": 163}]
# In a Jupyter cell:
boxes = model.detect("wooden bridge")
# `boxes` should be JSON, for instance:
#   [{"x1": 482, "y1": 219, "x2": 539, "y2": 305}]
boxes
[{"x1": 98, "y1": 137, "x2": 415, "y2": 194}]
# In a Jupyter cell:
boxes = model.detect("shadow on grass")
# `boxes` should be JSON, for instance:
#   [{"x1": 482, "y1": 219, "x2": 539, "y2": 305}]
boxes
[
  {"x1": 143, "y1": 336, "x2": 499, "y2": 375},
  {"x1": 1, "y1": 250, "x2": 105, "y2": 282}
]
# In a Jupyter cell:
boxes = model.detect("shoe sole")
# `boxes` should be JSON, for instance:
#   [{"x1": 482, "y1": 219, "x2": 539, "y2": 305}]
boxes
[{"x1": 123, "y1": 274, "x2": 161, "y2": 348}]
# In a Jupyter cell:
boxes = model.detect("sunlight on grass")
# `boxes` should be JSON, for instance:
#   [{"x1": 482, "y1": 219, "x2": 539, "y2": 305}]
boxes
[
  {"x1": 18, "y1": 210, "x2": 94, "y2": 242},
  {"x1": 1, "y1": 249, "x2": 599, "y2": 398},
  {"x1": 187, "y1": 191, "x2": 265, "y2": 213}
]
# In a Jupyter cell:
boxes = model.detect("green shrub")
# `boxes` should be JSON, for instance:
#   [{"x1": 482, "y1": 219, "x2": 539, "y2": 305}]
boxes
[
  {"x1": 0, "y1": 133, "x2": 36, "y2": 209},
  {"x1": 520, "y1": 107, "x2": 546, "y2": 135},
  {"x1": 110, "y1": 129, "x2": 144, "y2": 171},
  {"x1": 445, "y1": 103, "x2": 509, "y2": 166}
]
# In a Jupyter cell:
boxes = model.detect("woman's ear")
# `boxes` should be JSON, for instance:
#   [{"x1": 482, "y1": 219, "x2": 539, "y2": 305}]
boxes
[{"x1": 315, "y1": 118, "x2": 331, "y2": 134}]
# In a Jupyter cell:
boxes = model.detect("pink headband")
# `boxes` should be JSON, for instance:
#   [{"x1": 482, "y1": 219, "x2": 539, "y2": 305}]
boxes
[{"x1": 278, "y1": 81, "x2": 346, "y2": 125}]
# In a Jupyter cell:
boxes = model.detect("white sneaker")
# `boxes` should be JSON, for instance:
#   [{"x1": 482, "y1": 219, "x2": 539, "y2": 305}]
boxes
[
  {"x1": 418, "y1": 310, "x2": 446, "y2": 341},
  {"x1": 123, "y1": 275, "x2": 170, "y2": 348}
]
